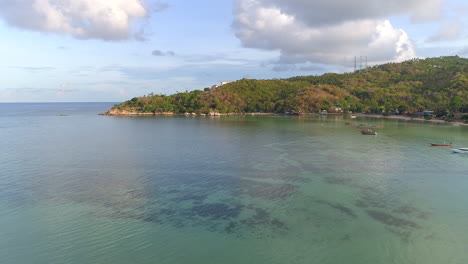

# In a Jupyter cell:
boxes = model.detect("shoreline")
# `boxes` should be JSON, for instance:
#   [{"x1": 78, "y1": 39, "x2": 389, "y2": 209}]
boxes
[
  {"x1": 100, "y1": 108, "x2": 281, "y2": 117},
  {"x1": 101, "y1": 108, "x2": 467, "y2": 126},
  {"x1": 354, "y1": 113, "x2": 468, "y2": 126}
]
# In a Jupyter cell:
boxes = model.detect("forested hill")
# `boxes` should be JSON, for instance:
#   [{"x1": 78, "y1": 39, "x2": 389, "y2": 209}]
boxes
[{"x1": 107, "y1": 56, "x2": 468, "y2": 115}]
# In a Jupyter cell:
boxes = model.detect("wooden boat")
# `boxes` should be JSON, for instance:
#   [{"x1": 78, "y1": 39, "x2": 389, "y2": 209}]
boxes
[
  {"x1": 452, "y1": 148, "x2": 468, "y2": 154},
  {"x1": 360, "y1": 129, "x2": 377, "y2": 135},
  {"x1": 345, "y1": 122, "x2": 354, "y2": 125},
  {"x1": 429, "y1": 143, "x2": 452, "y2": 147},
  {"x1": 291, "y1": 111, "x2": 303, "y2": 115}
]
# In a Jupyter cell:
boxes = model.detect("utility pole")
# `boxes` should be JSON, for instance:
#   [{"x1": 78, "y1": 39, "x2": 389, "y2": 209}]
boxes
[
  {"x1": 354, "y1": 55, "x2": 368, "y2": 72},
  {"x1": 354, "y1": 56, "x2": 357, "y2": 72}
]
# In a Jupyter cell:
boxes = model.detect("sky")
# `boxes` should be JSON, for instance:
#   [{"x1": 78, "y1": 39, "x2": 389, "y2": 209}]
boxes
[{"x1": 0, "y1": 0, "x2": 467, "y2": 102}]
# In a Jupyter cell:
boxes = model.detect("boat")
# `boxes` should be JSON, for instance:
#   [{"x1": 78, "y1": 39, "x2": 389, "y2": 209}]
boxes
[
  {"x1": 452, "y1": 148, "x2": 468, "y2": 154},
  {"x1": 429, "y1": 143, "x2": 452, "y2": 147},
  {"x1": 360, "y1": 129, "x2": 377, "y2": 135},
  {"x1": 345, "y1": 122, "x2": 354, "y2": 125}
]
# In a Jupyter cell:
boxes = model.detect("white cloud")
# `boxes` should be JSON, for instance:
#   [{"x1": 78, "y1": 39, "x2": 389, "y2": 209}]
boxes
[
  {"x1": 257, "y1": 0, "x2": 442, "y2": 25},
  {"x1": 233, "y1": 0, "x2": 418, "y2": 68},
  {"x1": 0, "y1": 0, "x2": 150, "y2": 40}
]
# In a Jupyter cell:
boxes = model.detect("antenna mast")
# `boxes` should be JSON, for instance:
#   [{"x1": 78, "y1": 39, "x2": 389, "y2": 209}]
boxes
[{"x1": 354, "y1": 56, "x2": 357, "y2": 72}]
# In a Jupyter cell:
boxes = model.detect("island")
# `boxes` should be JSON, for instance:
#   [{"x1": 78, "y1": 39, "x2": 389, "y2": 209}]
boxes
[{"x1": 102, "y1": 56, "x2": 468, "y2": 123}]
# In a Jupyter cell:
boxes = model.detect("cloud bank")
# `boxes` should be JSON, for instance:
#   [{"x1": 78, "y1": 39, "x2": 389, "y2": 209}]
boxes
[
  {"x1": 0, "y1": 0, "x2": 150, "y2": 40},
  {"x1": 232, "y1": 0, "x2": 442, "y2": 68}
]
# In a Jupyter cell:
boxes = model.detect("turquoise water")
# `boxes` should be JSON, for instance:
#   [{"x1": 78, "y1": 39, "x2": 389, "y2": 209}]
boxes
[{"x1": 1, "y1": 103, "x2": 468, "y2": 264}]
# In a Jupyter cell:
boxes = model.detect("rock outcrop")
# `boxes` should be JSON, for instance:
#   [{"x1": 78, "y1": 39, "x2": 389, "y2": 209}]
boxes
[{"x1": 101, "y1": 108, "x2": 174, "y2": 116}]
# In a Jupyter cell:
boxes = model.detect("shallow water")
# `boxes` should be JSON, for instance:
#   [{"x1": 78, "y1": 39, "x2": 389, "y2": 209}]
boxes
[{"x1": 1, "y1": 103, "x2": 467, "y2": 264}]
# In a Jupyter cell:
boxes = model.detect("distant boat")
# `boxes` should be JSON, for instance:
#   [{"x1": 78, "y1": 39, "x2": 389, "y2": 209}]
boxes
[
  {"x1": 345, "y1": 122, "x2": 354, "y2": 125},
  {"x1": 429, "y1": 143, "x2": 452, "y2": 147},
  {"x1": 452, "y1": 148, "x2": 468, "y2": 154},
  {"x1": 350, "y1": 115, "x2": 357, "y2": 119},
  {"x1": 360, "y1": 129, "x2": 377, "y2": 135}
]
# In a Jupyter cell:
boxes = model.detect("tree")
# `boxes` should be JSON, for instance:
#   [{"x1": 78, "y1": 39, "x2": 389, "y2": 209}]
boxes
[{"x1": 449, "y1": 96, "x2": 463, "y2": 113}]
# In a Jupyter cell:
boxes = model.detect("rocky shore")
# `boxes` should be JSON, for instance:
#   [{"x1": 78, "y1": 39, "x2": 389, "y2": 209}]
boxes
[
  {"x1": 100, "y1": 107, "x2": 279, "y2": 117},
  {"x1": 100, "y1": 108, "x2": 174, "y2": 116}
]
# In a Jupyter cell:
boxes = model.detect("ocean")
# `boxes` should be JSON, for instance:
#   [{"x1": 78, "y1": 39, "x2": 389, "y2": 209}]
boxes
[{"x1": 1, "y1": 103, "x2": 467, "y2": 264}]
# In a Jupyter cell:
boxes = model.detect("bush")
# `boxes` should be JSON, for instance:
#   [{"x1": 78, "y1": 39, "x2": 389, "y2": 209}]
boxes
[{"x1": 434, "y1": 109, "x2": 448, "y2": 117}]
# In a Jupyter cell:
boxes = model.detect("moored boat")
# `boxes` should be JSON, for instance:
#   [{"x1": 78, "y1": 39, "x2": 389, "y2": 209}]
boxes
[
  {"x1": 429, "y1": 143, "x2": 452, "y2": 147},
  {"x1": 452, "y1": 148, "x2": 468, "y2": 154},
  {"x1": 360, "y1": 129, "x2": 377, "y2": 135}
]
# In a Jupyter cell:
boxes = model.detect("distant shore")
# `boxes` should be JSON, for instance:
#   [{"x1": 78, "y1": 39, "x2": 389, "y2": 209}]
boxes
[
  {"x1": 354, "y1": 113, "x2": 468, "y2": 126},
  {"x1": 101, "y1": 107, "x2": 467, "y2": 126},
  {"x1": 100, "y1": 107, "x2": 280, "y2": 117}
]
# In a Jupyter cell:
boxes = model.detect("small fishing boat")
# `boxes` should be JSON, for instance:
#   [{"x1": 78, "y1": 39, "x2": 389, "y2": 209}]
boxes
[
  {"x1": 429, "y1": 143, "x2": 452, "y2": 147},
  {"x1": 360, "y1": 129, "x2": 377, "y2": 135},
  {"x1": 291, "y1": 111, "x2": 303, "y2": 115},
  {"x1": 452, "y1": 148, "x2": 468, "y2": 154}
]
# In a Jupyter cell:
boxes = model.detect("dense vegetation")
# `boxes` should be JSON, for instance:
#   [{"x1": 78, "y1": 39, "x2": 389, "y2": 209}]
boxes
[{"x1": 112, "y1": 56, "x2": 468, "y2": 115}]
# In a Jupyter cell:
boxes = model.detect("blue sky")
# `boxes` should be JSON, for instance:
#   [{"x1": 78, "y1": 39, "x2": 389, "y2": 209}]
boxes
[{"x1": 0, "y1": 0, "x2": 467, "y2": 102}]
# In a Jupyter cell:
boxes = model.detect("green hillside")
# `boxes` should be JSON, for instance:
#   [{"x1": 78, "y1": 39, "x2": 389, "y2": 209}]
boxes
[{"x1": 110, "y1": 56, "x2": 468, "y2": 115}]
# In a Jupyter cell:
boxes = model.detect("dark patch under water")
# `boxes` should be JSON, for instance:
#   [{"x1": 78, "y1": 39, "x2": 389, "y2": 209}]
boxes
[
  {"x1": 240, "y1": 207, "x2": 288, "y2": 233},
  {"x1": 393, "y1": 205, "x2": 430, "y2": 220},
  {"x1": 172, "y1": 192, "x2": 208, "y2": 204},
  {"x1": 316, "y1": 200, "x2": 357, "y2": 218},
  {"x1": 224, "y1": 221, "x2": 239, "y2": 234},
  {"x1": 190, "y1": 203, "x2": 243, "y2": 219},
  {"x1": 324, "y1": 176, "x2": 354, "y2": 186},
  {"x1": 355, "y1": 192, "x2": 388, "y2": 209},
  {"x1": 367, "y1": 210, "x2": 421, "y2": 229},
  {"x1": 387, "y1": 227, "x2": 412, "y2": 242},
  {"x1": 323, "y1": 176, "x2": 390, "y2": 210},
  {"x1": 239, "y1": 179, "x2": 298, "y2": 200}
]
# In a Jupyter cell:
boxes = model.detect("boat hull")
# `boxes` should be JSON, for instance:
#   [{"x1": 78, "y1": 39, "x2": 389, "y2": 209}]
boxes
[
  {"x1": 360, "y1": 129, "x2": 377, "y2": 135},
  {"x1": 452, "y1": 149, "x2": 468, "y2": 154},
  {"x1": 361, "y1": 131, "x2": 377, "y2": 135},
  {"x1": 429, "y1": 143, "x2": 452, "y2": 147}
]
